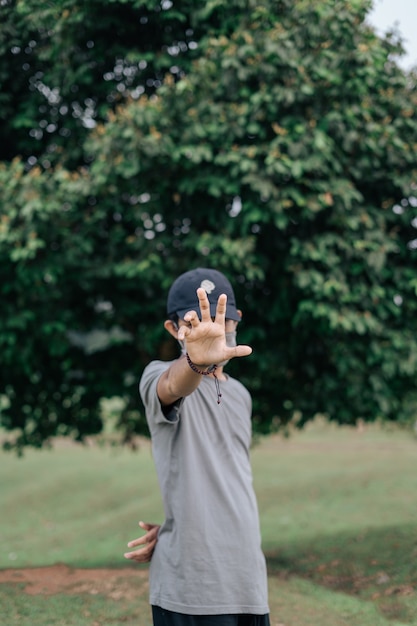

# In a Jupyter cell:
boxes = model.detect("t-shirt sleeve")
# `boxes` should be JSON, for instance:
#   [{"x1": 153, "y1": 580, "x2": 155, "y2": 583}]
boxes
[{"x1": 139, "y1": 360, "x2": 181, "y2": 427}]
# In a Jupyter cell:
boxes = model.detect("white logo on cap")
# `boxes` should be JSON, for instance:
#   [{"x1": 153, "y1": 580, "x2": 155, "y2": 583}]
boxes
[{"x1": 200, "y1": 279, "x2": 215, "y2": 294}]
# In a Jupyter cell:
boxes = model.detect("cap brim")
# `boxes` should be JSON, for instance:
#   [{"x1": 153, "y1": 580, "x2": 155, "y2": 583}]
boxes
[{"x1": 176, "y1": 302, "x2": 241, "y2": 322}]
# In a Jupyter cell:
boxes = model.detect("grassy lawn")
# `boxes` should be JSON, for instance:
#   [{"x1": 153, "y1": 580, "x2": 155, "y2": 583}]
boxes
[{"x1": 1, "y1": 420, "x2": 416, "y2": 625}]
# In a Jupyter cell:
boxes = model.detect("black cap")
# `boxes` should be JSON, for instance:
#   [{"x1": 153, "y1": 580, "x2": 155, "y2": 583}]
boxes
[{"x1": 167, "y1": 268, "x2": 241, "y2": 321}]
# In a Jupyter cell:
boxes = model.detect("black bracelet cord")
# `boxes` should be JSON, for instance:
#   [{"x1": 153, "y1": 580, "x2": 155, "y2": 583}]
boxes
[{"x1": 185, "y1": 353, "x2": 222, "y2": 404}]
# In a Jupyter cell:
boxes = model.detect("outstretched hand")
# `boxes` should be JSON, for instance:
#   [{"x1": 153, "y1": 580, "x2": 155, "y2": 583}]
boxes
[
  {"x1": 178, "y1": 288, "x2": 252, "y2": 367},
  {"x1": 124, "y1": 521, "x2": 160, "y2": 563}
]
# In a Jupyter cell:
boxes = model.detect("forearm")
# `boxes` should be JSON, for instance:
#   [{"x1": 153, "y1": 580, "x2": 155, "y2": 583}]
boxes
[{"x1": 157, "y1": 355, "x2": 210, "y2": 406}]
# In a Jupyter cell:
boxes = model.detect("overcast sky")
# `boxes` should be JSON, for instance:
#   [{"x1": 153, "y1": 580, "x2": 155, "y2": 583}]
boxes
[{"x1": 368, "y1": 0, "x2": 417, "y2": 69}]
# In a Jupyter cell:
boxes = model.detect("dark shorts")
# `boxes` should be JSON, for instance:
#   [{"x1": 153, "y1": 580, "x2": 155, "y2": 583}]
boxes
[{"x1": 152, "y1": 606, "x2": 270, "y2": 626}]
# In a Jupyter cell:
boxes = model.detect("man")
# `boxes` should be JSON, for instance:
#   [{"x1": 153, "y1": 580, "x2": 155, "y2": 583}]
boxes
[{"x1": 124, "y1": 268, "x2": 270, "y2": 626}]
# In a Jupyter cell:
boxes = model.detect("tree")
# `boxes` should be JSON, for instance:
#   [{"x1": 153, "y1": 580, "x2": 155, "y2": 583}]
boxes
[
  {"x1": 1, "y1": 0, "x2": 417, "y2": 451},
  {"x1": 0, "y1": 0, "x2": 249, "y2": 166}
]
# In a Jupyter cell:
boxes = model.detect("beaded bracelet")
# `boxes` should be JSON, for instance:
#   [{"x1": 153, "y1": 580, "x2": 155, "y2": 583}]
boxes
[{"x1": 185, "y1": 353, "x2": 222, "y2": 404}]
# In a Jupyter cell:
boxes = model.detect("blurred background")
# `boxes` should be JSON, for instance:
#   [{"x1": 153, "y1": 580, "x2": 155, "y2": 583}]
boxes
[
  {"x1": 0, "y1": 1, "x2": 416, "y2": 624},
  {"x1": 1, "y1": 0, "x2": 417, "y2": 451}
]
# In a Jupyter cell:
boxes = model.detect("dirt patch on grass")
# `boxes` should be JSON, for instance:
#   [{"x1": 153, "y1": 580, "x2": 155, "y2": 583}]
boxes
[{"x1": 0, "y1": 564, "x2": 148, "y2": 600}]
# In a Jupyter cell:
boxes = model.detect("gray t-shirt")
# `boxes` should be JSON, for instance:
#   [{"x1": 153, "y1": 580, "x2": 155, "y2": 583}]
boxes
[{"x1": 139, "y1": 359, "x2": 269, "y2": 616}]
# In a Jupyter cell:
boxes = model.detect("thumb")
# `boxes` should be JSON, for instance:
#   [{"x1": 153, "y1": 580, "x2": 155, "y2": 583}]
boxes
[{"x1": 228, "y1": 344, "x2": 252, "y2": 359}]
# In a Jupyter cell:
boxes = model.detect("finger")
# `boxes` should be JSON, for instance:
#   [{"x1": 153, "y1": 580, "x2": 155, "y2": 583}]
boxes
[
  {"x1": 177, "y1": 323, "x2": 191, "y2": 341},
  {"x1": 214, "y1": 293, "x2": 227, "y2": 325},
  {"x1": 196, "y1": 287, "x2": 212, "y2": 321},
  {"x1": 125, "y1": 539, "x2": 157, "y2": 558},
  {"x1": 183, "y1": 309, "x2": 199, "y2": 328},
  {"x1": 124, "y1": 545, "x2": 151, "y2": 559},
  {"x1": 127, "y1": 536, "x2": 147, "y2": 548},
  {"x1": 124, "y1": 542, "x2": 156, "y2": 561},
  {"x1": 127, "y1": 529, "x2": 157, "y2": 548},
  {"x1": 225, "y1": 344, "x2": 253, "y2": 359},
  {"x1": 127, "y1": 527, "x2": 158, "y2": 548}
]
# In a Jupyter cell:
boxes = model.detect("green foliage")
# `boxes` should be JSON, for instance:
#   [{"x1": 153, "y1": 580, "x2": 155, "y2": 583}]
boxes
[
  {"x1": 0, "y1": 0, "x2": 201, "y2": 164},
  {"x1": 1, "y1": 0, "x2": 417, "y2": 449}
]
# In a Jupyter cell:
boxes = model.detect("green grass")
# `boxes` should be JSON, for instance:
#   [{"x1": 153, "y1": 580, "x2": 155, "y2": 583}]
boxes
[
  {"x1": 1, "y1": 583, "x2": 153, "y2": 626},
  {"x1": 1, "y1": 439, "x2": 162, "y2": 568},
  {"x1": 0, "y1": 576, "x2": 407, "y2": 626},
  {"x1": 255, "y1": 421, "x2": 417, "y2": 625},
  {"x1": 1, "y1": 420, "x2": 417, "y2": 625}
]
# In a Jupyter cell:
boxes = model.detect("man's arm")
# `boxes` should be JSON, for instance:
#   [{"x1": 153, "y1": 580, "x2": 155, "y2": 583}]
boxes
[
  {"x1": 157, "y1": 288, "x2": 252, "y2": 406},
  {"x1": 157, "y1": 354, "x2": 209, "y2": 406}
]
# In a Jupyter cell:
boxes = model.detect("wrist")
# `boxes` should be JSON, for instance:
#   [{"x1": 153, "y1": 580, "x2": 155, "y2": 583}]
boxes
[
  {"x1": 185, "y1": 353, "x2": 217, "y2": 375},
  {"x1": 185, "y1": 353, "x2": 222, "y2": 405}
]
